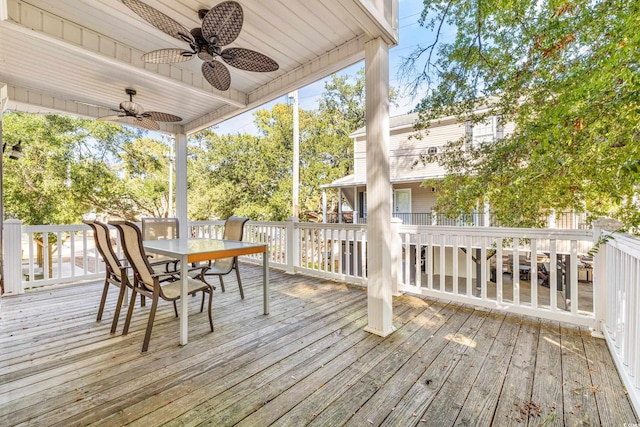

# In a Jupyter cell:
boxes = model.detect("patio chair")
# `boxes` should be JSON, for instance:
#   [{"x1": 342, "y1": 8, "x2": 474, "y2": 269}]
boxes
[
  {"x1": 201, "y1": 216, "x2": 250, "y2": 299},
  {"x1": 84, "y1": 220, "x2": 133, "y2": 334},
  {"x1": 110, "y1": 220, "x2": 213, "y2": 352},
  {"x1": 141, "y1": 217, "x2": 179, "y2": 271}
]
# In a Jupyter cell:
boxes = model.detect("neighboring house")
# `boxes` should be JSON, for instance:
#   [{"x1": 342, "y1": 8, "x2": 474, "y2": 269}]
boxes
[{"x1": 321, "y1": 111, "x2": 515, "y2": 225}]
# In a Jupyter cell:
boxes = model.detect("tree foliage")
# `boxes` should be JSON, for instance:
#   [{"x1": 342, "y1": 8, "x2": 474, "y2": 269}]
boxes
[
  {"x1": 406, "y1": 0, "x2": 640, "y2": 227},
  {"x1": 188, "y1": 70, "x2": 377, "y2": 221},
  {"x1": 2, "y1": 113, "x2": 172, "y2": 224}
]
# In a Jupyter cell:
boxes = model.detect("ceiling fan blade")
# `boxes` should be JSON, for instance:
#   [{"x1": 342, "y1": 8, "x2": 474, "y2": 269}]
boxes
[
  {"x1": 121, "y1": 0, "x2": 195, "y2": 44},
  {"x1": 202, "y1": 61, "x2": 231, "y2": 91},
  {"x1": 201, "y1": 1, "x2": 243, "y2": 47},
  {"x1": 97, "y1": 115, "x2": 125, "y2": 122},
  {"x1": 134, "y1": 117, "x2": 161, "y2": 131},
  {"x1": 120, "y1": 101, "x2": 145, "y2": 116},
  {"x1": 221, "y1": 48, "x2": 279, "y2": 72},
  {"x1": 99, "y1": 114, "x2": 160, "y2": 130},
  {"x1": 109, "y1": 116, "x2": 161, "y2": 131},
  {"x1": 142, "y1": 48, "x2": 195, "y2": 63},
  {"x1": 146, "y1": 111, "x2": 183, "y2": 122}
]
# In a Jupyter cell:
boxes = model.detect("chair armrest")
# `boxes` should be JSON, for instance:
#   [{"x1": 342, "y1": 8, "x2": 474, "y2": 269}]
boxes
[{"x1": 152, "y1": 271, "x2": 180, "y2": 280}]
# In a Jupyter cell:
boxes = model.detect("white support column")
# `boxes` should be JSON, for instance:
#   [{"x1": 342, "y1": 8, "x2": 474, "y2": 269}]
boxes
[
  {"x1": 363, "y1": 37, "x2": 394, "y2": 337},
  {"x1": 483, "y1": 200, "x2": 490, "y2": 226},
  {"x1": 391, "y1": 217, "x2": 403, "y2": 296},
  {"x1": 322, "y1": 188, "x2": 327, "y2": 223},
  {"x1": 338, "y1": 188, "x2": 343, "y2": 223},
  {"x1": 285, "y1": 216, "x2": 298, "y2": 274},
  {"x1": 549, "y1": 210, "x2": 557, "y2": 228},
  {"x1": 290, "y1": 91, "x2": 300, "y2": 219},
  {"x1": 0, "y1": 83, "x2": 7, "y2": 303},
  {"x1": 174, "y1": 130, "x2": 188, "y2": 238},
  {"x1": 3, "y1": 219, "x2": 23, "y2": 294}
]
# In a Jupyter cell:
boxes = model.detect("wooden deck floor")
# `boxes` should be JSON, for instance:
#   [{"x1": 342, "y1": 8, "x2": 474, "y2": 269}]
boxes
[{"x1": 0, "y1": 266, "x2": 637, "y2": 426}]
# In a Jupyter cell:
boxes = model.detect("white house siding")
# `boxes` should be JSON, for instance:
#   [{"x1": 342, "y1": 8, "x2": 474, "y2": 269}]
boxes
[
  {"x1": 392, "y1": 182, "x2": 437, "y2": 212},
  {"x1": 354, "y1": 136, "x2": 367, "y2": 182},
  {"x1": 354, "y1": 117, "x2": 464, "y2": 182}
]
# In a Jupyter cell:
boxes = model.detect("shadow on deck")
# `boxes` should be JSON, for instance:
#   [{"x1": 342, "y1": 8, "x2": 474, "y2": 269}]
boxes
[{"x1": 0, "y1": 265, "x2": 636, "y2": 426}]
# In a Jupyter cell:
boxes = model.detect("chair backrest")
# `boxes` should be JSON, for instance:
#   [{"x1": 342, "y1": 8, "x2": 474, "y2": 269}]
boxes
[
  {"x1": 223, "y1": 216, "x2": 249, "y2": 241},
  {"x1": 84, "y1": 220, "x2": 123, "y2": 280},
  {"x1": 110, "y1": 221, "x2": 156, "y2": 291},
  {"x1": 142, "y1": 217, "x2": 179, "y2": 240}
]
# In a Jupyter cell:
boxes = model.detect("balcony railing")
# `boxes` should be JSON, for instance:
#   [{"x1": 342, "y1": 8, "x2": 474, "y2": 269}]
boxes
[
  {"x1": 1, "y1": 217, "x2": 637, "y2": 413},
  {"x1": 330, "y1": 211, "x2": 594, "y2": 229}
]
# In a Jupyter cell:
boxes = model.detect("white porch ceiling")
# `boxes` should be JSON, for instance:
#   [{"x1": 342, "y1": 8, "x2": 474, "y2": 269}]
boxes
[{"x1": 0, "y1": 0, "x2": 398, "y2": 134}]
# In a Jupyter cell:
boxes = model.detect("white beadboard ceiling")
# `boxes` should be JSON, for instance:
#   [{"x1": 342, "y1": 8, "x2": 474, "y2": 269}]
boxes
[{"x1": 0, "y1": 0, "x2": 398, "y2": 134}]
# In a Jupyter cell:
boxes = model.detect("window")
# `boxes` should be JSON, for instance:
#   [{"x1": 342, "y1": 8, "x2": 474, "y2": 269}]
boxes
[
  {"x1": 465, "y1": 115, "x2": 504, "y2": 148},
  {"x1": 427, "y1": 146, "x2": 438, "y2": 155},
  {"x1": 358, "y1": 191, "x2": 367, "y2": 218}
]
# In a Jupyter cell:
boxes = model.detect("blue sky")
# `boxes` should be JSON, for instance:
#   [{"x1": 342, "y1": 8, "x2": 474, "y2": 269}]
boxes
[{"x1": 214, "y1": 0, "x2": 442, "y2": 135}]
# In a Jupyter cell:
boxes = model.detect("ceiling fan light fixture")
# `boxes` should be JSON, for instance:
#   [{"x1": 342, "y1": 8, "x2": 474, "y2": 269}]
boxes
[{"x1": 197, "y1": 46, "x2": 214, "y2": 61}]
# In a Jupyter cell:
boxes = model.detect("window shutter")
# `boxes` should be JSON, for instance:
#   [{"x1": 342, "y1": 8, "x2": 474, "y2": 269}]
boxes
[
  {"x1": 496, "y1": 115, "x2": 504, "y2": 139},
  {"x1": 465, "y1": 120, "x2": 473, "y2": 143}
]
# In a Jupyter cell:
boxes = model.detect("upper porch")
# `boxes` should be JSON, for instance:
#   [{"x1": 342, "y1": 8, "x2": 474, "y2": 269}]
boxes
[
  {"x1": 1, "y1": 218, "x2": 639, "y2": 423},
  {"x1": 1, "y1": 264, "x2": 637, "y2": 426}
]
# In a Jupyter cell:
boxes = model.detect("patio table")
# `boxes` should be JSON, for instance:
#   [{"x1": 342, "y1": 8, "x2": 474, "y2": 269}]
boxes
[{"x1": 143, "y1": 238, "x2": 269, "y2": 345}]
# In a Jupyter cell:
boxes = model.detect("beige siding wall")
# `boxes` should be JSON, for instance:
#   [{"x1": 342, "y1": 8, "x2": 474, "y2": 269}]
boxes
[
  {"x1": 354, "y1": 135, "x2": 366, "y2": 182},
  {"x1": 354, "y1": 117, "x2": 464, "y2": 182},
  {"x1": 392, "y1": 182, "x2": 437, "y2": 212}
]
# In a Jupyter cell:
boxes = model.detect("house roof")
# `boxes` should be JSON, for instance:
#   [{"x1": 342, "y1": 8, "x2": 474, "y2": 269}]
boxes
[
  {"x1": 0, "y1": 0, "x2": 398, "y2": 134},
  {"x1": 323, "y1": 173, "x2": 446, "y2": 189}
]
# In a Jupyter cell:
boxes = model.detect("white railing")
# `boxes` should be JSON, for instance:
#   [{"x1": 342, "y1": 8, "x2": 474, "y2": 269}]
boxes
[
  {"x1": 600, "y1": 230, "x2": 640, "y2": 412},
  {"x1": 294, "y1": 222, "x2": 367, "y2": 285},
  {"x1": 16, "y1": 223, "x2": 104, "y2": 287},
  {"x1": 2, "y1": 218, "x2": 637, "y2": 414},
  {"x1": 397, "y1": 225, "x2": 597, "y2": 327}
]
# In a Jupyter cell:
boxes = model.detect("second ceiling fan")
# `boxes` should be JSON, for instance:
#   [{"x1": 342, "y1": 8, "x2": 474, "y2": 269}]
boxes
[{"x1": 121, "y1": 0, "x2": 279, "y2": 91}]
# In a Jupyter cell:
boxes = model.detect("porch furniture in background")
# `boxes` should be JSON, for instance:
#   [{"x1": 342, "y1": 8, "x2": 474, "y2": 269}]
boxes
[
  {"x1": 110, "y1": 220, "x2": 213, "y2": 352},
  {"x1": 201, "y1": 216, "x2": 249, "y2": 299},
  {"x1": 142, "y1": 236, "x2": 269, "y2": 346}
]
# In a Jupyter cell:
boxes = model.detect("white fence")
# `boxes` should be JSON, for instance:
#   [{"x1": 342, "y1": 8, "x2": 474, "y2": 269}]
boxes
[
  {"x1": 600, "y1": 231, "x2": 640, "y2": 412},
  {"x1": 397, "y1": 225, "x2": 596, "y2": 325},
  {"x1": 2, "y1": 217, "x2": 637, "y2": 412}
]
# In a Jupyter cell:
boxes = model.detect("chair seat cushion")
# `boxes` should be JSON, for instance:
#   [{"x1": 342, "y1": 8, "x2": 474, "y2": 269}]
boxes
[{"x1": 160, "y1": 277, "x2": 209, "y2": 299}]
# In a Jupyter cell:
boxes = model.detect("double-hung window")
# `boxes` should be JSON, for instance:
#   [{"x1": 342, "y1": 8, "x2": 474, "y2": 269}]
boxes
[{"x1": 465, "y1": 115, "x2": 504, "y2": 148}]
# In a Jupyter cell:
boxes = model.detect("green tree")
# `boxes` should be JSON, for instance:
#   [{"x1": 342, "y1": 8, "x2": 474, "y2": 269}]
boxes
[
  {"x1": 3, "y1": 112, "x2": 172, "y2": 223},
  {"x1": 406, "y1": 0, "x2": 640, "y2": 228},
  {"x1": 187, "y1": 70, "x2": 391, "y2": 221}
]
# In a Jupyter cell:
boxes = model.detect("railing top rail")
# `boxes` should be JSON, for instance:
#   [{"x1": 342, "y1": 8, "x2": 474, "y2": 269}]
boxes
[
  {"x1": 398, "y1": 224, "x2": 594, "y2": 240},
  {"x1": 22, "y1": 224, "x2": 92, "y2": 233},
  {"x1": 605, "y1": 231, "x2": 640, "y2": 258},
  {"x1": 295, "y1": 222, "x2": 368, "y2": 231}
]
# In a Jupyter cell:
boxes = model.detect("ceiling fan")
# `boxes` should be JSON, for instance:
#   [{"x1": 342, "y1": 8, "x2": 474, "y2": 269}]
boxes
[
  {"x1": 97, "y1": 89, "x2": 182, "y2": 131},
  {"x1": 121, "y1": 0, "x2": 279, "y2": 91}
]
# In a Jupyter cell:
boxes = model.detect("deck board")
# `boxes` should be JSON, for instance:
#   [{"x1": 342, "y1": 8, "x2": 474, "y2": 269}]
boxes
[{"x1": 0, "y1": 265, "x2": 636, "y2": 427}]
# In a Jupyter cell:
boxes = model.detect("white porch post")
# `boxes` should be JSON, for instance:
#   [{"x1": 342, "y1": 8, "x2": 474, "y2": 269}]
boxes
[
  {"x1": 0, "y1": 82, "x2": 7, "y2": 302},
  {"x1": 3, "y1": 219, "x2": 22, "y2": 295},
  {"x1": 363, "y1": 37, "x2": 394, "y2": 337},
  {"x1": 174, "y1": 130, "x2": 188, "y2": 238},
  {"x1": 322, "y1": 188, "x2": 327, "y2": 223},
  {"x1": 337, "y1": 188, "x2": 343, "y2": 223},
  {"x1": 483, "y1": 200, "x2": 490, "y2": 226}
]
